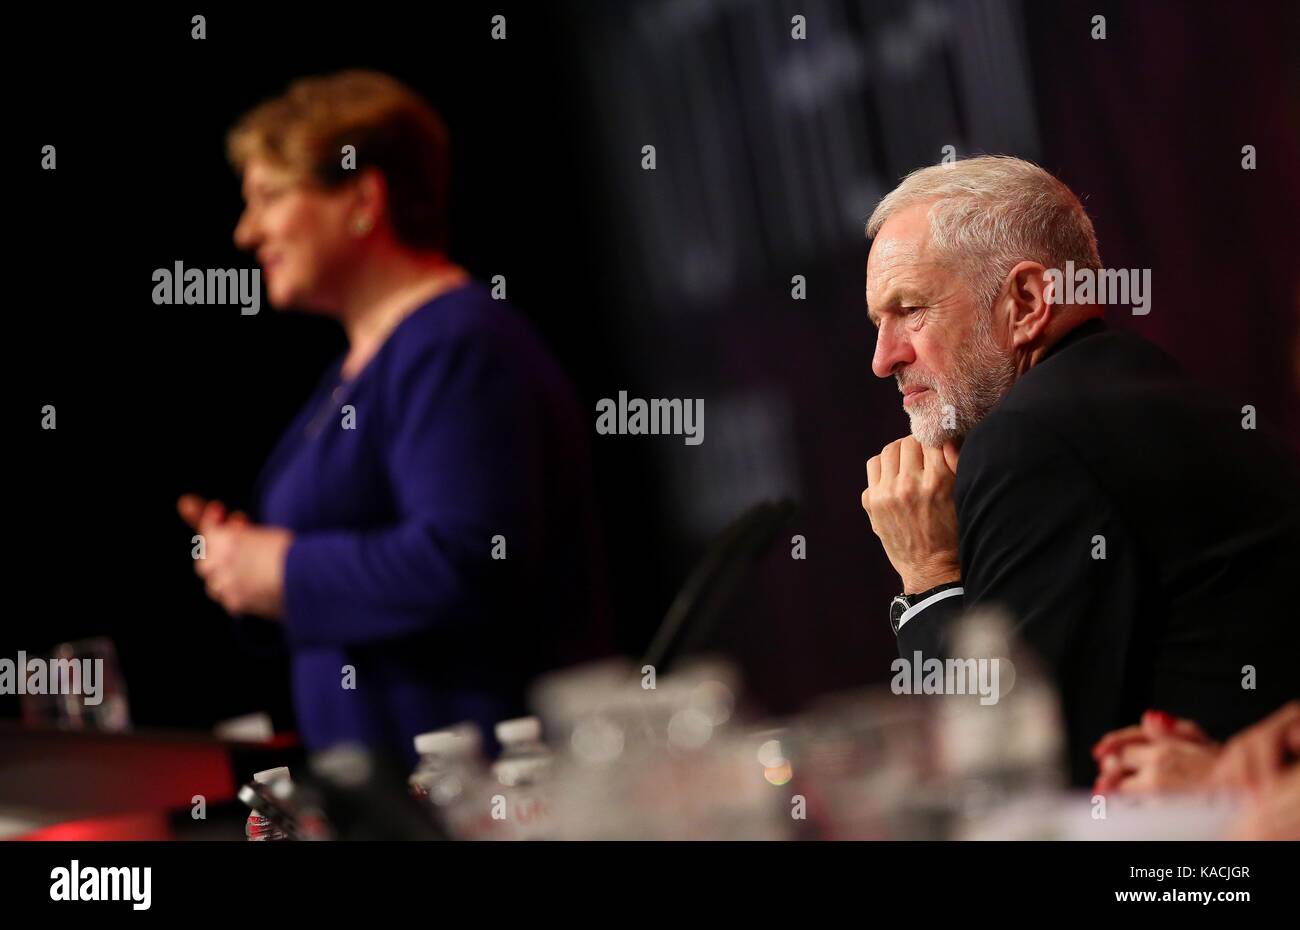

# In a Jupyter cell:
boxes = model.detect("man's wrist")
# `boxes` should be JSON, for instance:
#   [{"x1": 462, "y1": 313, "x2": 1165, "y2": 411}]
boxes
[
  {"x1": 889, "y1": 580, "x2": 963, "y2": 636},
  {"x1": 900, "y1": 566, "x2": 961, "y2": 595}
]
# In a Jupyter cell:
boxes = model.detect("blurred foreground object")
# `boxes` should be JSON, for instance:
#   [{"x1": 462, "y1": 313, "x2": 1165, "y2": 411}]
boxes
[
  {"x1": 532, "y1": 657, "x2": 789, "y2": 839},
  {"x1": 18, "y1": 636, "x2": 130, "y2": 732}
]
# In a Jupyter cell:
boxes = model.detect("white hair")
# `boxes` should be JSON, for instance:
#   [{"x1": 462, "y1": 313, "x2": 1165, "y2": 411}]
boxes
[
  {"x1": 866, "y1": 155, "x2": 1101, "y2": 312},
  {"x1": 904, "y1": 304, "x2": 1015, "y2": 446}
]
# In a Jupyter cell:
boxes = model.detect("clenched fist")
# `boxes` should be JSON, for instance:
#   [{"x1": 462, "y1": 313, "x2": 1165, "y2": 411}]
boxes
[{"x1": 861, "y1": 436, "x2": 961, "y2": 593}]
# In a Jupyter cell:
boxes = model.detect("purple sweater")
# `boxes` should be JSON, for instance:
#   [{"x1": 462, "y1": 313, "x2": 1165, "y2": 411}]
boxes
[{"x1": 253, "y1": 282, "x2": 608, "y2": 765}]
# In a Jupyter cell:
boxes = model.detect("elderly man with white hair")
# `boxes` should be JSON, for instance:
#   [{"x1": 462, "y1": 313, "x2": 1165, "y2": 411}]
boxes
[{"x1": 860, "y1": 155, "x2": 1300, "y2": 786}]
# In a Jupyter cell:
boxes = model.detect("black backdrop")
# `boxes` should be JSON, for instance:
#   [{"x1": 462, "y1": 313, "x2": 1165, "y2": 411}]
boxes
[{"x1": 10, "y1": 1, "x2": 1299, "y2": 733}]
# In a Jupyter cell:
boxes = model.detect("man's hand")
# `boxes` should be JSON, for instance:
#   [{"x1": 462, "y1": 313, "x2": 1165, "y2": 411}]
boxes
[
  {"x1": 180, "y1": 493, "x2": 292, "y2": 620},
  {"x1": 861, "y1": 436, "x2": 961, "y2": 593}
]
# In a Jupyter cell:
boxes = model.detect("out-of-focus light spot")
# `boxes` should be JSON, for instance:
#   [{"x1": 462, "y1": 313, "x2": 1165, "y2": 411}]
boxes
[
  {"x1": 691, "y1": 680, "x2": 735, "y2": 726},
  {"x1": 764, "y1": 762, "x2": 793, "y2": 786},
  {"x1": 667, "y1": 707, "x2": 713, "y2": 749},
  {"x1": 571, "y1": 715, "x2": 625, "y2": 764},
  {"x1": 757, "y1": 738, "x2": 786, "y2": 768}
]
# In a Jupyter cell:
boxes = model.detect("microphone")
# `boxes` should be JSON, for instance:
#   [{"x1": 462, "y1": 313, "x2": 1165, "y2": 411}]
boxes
[{"x1": 641, "y1": 498, "x2": 797, "y2": 674}]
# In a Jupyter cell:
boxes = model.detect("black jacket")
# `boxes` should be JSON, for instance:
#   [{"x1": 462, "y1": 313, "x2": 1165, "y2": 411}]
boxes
[{"x1": 896, "y1": 318, "x2": 1300, "y2": 785}]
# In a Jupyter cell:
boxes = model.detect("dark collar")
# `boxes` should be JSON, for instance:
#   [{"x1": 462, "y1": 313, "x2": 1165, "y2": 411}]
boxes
[{"x1": 1042, "y1": 316, "x2": 1107, "y2": 362}]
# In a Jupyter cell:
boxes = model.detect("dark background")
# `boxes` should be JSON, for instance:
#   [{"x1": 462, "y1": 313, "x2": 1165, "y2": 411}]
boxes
[{"x1": 10, "y1": 1, "x2": 1299, "y2": 733}]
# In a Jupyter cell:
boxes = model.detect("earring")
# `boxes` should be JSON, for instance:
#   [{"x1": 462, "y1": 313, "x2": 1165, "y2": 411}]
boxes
[{"x1": 351, "y1": 216, "x2": 373, "y2": 236}]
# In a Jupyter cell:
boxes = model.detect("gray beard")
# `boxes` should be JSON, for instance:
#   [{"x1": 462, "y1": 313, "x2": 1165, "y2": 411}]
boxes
[{"x1": 904, "y1": 314, "x2": 1017, "y2": 448}]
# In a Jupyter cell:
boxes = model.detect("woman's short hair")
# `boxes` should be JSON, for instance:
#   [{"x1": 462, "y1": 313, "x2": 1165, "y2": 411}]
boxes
[{"x1": 228, "y1": 69, "x2": 451, "y2": 250}]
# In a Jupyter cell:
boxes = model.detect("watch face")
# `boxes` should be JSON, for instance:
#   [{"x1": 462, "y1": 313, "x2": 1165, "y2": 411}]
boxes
[{"x1": 889, "y1": 595, "x2": 910, "y2": 633}]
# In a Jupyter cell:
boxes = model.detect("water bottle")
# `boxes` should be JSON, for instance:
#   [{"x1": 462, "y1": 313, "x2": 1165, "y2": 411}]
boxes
[
  {"x1": 531, "y1": 656, "x2": 785, "y2": 839},
  {"x1": 491, "y1": 717, "x2": 553, "y2": 839},
  {"x1": 409, "y1": 723, "x2": 496, "y2": 839},
  {"x1": 244, "y1": 766, "x2": 292, "y2": 841},
  {"x1": 935, "y1": 608, "x2": 1066, "y2": 838}
]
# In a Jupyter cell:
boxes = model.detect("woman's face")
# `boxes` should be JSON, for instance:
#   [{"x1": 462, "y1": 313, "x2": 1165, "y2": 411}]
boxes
[{"x1": 233, "y1": 157, "x2": 361, "y2": 312}]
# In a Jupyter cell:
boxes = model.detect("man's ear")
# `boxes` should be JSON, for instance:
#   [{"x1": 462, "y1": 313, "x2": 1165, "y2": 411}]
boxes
[{"x1": 1005, "y1": 260, "x2": 1053, "y2": 349}]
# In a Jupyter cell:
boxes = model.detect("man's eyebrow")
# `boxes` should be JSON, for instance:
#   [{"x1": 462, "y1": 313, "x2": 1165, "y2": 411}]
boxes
[{"x1": 867, "y1": 286, "x2": 926, "y2": 327}]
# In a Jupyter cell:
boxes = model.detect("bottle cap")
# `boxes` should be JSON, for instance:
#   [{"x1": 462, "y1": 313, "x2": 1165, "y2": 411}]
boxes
[
  {"x1": 252, "y1": 766, "x2": 291, "y2": 785},
  {"x1": 414, "y1": 723, "x2": 482, "y2": 757},
  {"x1": 495, "y1": 716, "x2": 542, "y2": 745}
]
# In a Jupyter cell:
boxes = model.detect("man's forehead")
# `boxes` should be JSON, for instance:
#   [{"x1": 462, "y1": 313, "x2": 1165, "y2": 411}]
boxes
[
  {"x1": 866, "y1": 237, "x2": 932, "y2": 306},
  {"x1": 866, "y1": 204, "x2": 947, "y2": 311},
  {"x1": 869, "y1": 236, "x2": 921, "y2": 274}
]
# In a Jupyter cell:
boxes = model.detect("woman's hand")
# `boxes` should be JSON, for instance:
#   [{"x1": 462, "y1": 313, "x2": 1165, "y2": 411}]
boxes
[
  {"x1": 1096, "y1": 736, "x2": 1221, "y2": 795},
  {"x1": 179, "y1": 494, "x2": 292, "y2": 620},
  {"x1": 1092, "y1": 710, "x2": 1220, "y2": 795},
  {"x1": 1092, "y1": 703, "x2": 1300, "y2": 797}
]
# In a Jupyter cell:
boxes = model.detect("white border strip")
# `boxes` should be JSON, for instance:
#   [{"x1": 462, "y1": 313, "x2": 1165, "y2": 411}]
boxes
[{"x1": 896, "y1": 586, "x2": 964, "y2": 631}]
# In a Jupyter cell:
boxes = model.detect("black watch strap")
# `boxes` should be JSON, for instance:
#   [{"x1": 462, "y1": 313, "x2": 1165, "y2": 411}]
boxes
[{"x1": 889, "y1": 581, "x2": 963, "y2": 636}]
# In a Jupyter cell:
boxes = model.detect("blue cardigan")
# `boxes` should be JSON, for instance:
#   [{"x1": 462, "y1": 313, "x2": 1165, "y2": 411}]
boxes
[{"x1": 252, "y1": 282, "x2": 608, "y2": 766}]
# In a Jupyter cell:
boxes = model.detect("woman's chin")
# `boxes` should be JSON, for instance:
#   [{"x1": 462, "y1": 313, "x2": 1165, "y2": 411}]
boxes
[{"x1": 265, "y1": 284, "x2": 299, "y2": 311}]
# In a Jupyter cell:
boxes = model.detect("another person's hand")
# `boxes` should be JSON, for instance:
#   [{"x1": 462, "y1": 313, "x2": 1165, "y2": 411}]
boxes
[
  {"x1": 1092, "y1": 708, "x2": 1213, "y2": 760},
  {"x1": 1208, "y1": 700, "x2": 1300, "y2": 795},
  {"x1": 1092, "y1": 703, "x2": 1300, "y2": 797},
  {"x1": 179, "y1": 493, "x2": 292, "y2": 620},
  {"x1": 1092, "y1": 709, "x2": 1219, "y2": 795},
  {"x1": 861, "y1": 436, "x2": 961, "y2": 593},
  {"x1": 1231, "y1": 764, "x2": 1300, "y2": 840},
  {"x1": 178, "y1": 493, "x2": 245, "y2": 532}
]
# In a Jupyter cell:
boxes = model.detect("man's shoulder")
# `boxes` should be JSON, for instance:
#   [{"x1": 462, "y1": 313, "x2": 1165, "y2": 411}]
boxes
[
  {"x1": 1005, "y1": 323, "x2": 1178, "y2": 413},
  {"x1": 957, "y1": 325, "x2": 1166, "y2": 482},
  {"x1": 958, "y1": 404, "x2": 1076, "y2": 487},
  {"x1": 965, "y1": 324, "x2": 1180, "y2": 455},
  {"x1": 954, "y1": 383, "x2": 1119, "y2": 536},
  {"x1": 957, "y1": 320, "x2": 1284, "y2": 506}
]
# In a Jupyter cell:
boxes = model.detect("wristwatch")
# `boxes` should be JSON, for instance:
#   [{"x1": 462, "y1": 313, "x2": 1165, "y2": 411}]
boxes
[{"x1": 889, "y1": 581, "x2": 963, "y2": 635}]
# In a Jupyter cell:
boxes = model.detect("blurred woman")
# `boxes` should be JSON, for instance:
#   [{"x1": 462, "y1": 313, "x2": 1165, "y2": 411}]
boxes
[{"x1": 179, "y1": 70, "x2": 608, "y2": 765}]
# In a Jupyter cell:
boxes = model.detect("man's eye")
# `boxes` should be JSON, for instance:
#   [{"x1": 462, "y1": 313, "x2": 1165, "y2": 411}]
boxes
[{"x1": 901, "y1": 306, "x2": 923, "y2": 316}]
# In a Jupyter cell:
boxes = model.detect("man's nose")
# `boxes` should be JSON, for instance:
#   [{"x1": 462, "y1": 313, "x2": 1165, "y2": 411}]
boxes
[{"x1": 871, "y1": 322, "x2": 914, "y2": 379}]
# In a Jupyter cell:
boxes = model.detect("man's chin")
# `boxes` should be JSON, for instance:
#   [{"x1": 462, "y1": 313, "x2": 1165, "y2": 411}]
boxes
[{"x1": 907, "y1": 411, "x2": 958, "y2": 449}]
